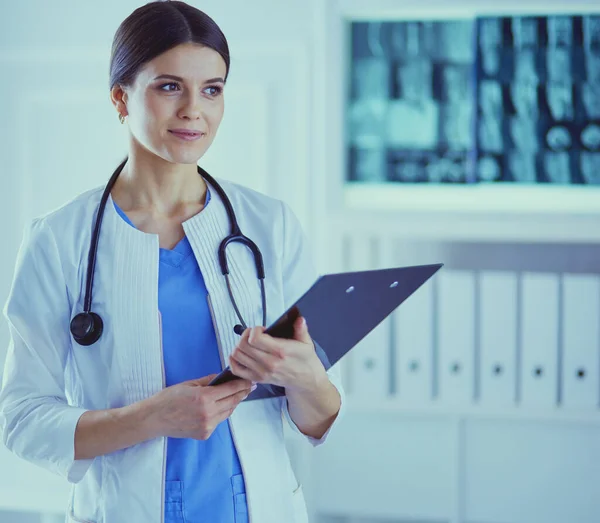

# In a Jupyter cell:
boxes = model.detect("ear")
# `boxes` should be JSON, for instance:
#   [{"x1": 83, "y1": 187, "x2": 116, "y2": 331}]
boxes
[{"x1": 110, "y1": 84, "x2": 128, "y2": 117}]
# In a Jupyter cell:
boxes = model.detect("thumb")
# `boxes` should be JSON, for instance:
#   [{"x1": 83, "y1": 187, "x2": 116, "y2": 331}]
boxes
[
  {"x1": 293, "y1": 316, "x2": 312, "y2": 344},
  {"x1": 187, "y1": 374, "x2": 218, "y2": 387}
]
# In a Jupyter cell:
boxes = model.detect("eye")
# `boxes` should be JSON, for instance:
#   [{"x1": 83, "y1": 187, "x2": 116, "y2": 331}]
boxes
[
  {"x1": 159, "y1": 82, "x2": 180, "y2": 92},
  {"x1": 204, "y1": 85, "x2": 223, "y2": 97}
]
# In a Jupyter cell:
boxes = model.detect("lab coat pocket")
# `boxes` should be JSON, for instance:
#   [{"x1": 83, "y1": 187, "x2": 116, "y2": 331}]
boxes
[
  {"x1": 164, "y1": 480, "x2": 185, "y2": 523},
  {"x1": 68, "y1": 487, "x2": 96, "y2": 523},
  {"x1": 232, "y1": 473, "x2": 248, "y2": 523},
  {"x1": 67, "y1": 511, "x2": 95, "y2": 523}
]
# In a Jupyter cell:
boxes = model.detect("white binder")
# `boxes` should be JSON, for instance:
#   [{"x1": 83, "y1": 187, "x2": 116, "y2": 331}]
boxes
[
  {"x1": 437, "y1": 270, "x2": 476, "y2": 405},
  {"x1": 394, "y1": 276, "x2": 434, "y2": 405},
  {"x1": 561, "y1": 274, "x2": 600, "y2": 409},
  {"x1": 479, "y1": 271, "x2": 518, "y2": 407},
  {"x1": 520, "y1": 272, "x2": 559, "y2": 408}
]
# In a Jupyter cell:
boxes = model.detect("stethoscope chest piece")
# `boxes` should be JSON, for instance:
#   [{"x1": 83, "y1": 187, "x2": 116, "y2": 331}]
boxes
[{"x1": 70, "y1": 312, "x2": 104, "y2": 346}]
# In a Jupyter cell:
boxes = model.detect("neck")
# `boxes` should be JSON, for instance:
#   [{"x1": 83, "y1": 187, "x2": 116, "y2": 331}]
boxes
[{"x1": 112, "y1": 151, "x2": 207, "y2": 215}]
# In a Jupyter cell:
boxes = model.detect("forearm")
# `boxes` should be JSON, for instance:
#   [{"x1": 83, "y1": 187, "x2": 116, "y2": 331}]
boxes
[
  {"x1": 286, "y1": 371, "x2": 341, "y2": 440},
  {"x1": 74, "y1": 399, "x2": 159, "y2": 460}
]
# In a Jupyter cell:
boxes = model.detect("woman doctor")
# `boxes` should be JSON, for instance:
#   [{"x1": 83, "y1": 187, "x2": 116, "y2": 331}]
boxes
[{"x1": 0, "y1": 2, "x2": 344, "y2": 522}]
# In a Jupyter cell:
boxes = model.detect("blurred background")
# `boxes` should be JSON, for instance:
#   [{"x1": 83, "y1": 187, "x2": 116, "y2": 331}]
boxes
[{"x1": 1, "y1": 0, "x2": 600, "y2": 522}]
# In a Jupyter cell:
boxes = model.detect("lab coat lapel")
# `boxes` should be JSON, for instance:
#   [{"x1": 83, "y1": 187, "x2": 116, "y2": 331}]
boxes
[
  {"x1": 183, "y1": 179, "x2": 260, "y2": 364},
  {"x1": 104, "y1": 195, "x2": 164, "y2": 404}
]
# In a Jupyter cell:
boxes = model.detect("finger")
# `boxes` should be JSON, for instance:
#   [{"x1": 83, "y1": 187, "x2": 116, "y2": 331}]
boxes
[
  {"x1": 229, "y1": 356, "x2": 262, "y2": 383},
  {"x1": 293, "y1": 316, "x2": 313, "y2": 344},
  {"x1": 247, "y1": 327, "x2": 280, "y2": 352},
  {"x1": 210, "y1": 377, "x2": 253, "y2": 400},
  {"x1": 232, "y1": 346, "x2": 272, "y2": 376},
  {"x1": 248, "y1": 326, "x2": 267, "y2": 338},
  {"x1": 204, "y1": 406, "x2": 235, "y2": 434},
  {"x1": 215, "y1": 387, "x2": 252, "y2": 411},
  {"x1": 212, "y1": 404, "x2": 237, "y2": 427},
  {"x1": 187, "y1": 374, "x2": 218, "y2": 386},
  {"x1": 212, "y1": 409, "x2": 234, "y2": 428},
  {"x1": 239, "y1": 327, "x2": 251, "y2": 343}
]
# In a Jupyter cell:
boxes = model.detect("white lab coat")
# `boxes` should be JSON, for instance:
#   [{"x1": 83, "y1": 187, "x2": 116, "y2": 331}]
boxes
[{"x1": 0, "y1": 176, "x2": 345, "y2": 523}]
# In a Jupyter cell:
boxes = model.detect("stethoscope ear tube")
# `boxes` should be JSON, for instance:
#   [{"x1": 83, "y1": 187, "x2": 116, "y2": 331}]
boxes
[{"x1": 218, "y1": 234, "x2": 266, "y2": 280}]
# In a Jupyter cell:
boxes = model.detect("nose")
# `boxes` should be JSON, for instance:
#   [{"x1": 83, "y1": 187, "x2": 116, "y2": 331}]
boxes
[{"x1": 178, "y1": 90, "x2": 204, "y2": 121}]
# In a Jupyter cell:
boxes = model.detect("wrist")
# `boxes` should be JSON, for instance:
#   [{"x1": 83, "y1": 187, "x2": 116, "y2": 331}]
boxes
[
  {"x1": 287, "y1": 366, "x2": 330, "y2": 397},
  {"x1": 125, "y1": 396, "x2": 164, "y2": 441}
]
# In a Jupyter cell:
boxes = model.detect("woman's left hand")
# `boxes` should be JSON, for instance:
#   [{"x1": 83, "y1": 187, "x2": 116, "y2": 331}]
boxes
[{"x1": 228, "y1": 316, "x2": 327, "y2": 392}]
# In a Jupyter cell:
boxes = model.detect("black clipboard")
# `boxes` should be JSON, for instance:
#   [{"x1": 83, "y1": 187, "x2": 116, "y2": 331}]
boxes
[{"x1": 208, "y1": 263, "x2": 443, "y2": 400}]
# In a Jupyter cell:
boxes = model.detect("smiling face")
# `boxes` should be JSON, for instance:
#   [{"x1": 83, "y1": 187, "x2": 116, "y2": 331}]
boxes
[{"x1": 111, "y1": 42, "x2": 227, "y2": 165}]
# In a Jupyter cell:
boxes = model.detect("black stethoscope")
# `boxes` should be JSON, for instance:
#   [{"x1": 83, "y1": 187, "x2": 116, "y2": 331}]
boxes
[{"x1": 70, "y1": 158, "x2": 267, "y2": 346}]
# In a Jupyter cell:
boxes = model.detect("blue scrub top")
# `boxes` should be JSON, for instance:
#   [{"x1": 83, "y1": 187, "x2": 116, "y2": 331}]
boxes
[{"x1": 113, "y1": 189, "x2": 248, "y2": 523}]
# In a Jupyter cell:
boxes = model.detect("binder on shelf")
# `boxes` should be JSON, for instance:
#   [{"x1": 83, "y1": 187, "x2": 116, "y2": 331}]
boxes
[
  {"x1": 437, "y1": 270, "x2": 476, "y2": 405},
  {"x1": 394, "y1": 275, "x2": 435, "y2": 404},
  {"x1": 561, "y1": 274, "x2": 600, "y2": 409},
  {"x1": 520, "y1": 272, "x2": 559, "y2": 409},
  {"x1": 479, "y1": 271, "x2": 518, "y2": 407}
]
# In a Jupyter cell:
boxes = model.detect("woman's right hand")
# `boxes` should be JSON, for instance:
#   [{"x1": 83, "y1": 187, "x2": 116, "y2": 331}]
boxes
[{"x1": 145, "y1": 375, "x2": 254, "y2": 441}]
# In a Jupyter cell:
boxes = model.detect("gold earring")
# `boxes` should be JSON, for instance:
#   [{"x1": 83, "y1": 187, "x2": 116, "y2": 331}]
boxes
[{"x1": 119, "y1": 113, "x2": 126, "y2": 124}]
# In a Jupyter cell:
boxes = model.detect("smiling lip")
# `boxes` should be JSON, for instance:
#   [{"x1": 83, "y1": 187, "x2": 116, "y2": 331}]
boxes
[{"x1": 169, "y1": 129, "x2": 204, "y2": 141}]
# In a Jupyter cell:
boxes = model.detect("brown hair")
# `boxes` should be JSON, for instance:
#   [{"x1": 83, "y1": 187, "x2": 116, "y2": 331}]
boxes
[{"x1": 109, "y1": 0, "x2": 230, "y2": 90}]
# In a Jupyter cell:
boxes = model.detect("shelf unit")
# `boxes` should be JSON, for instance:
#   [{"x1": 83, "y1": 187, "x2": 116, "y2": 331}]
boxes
[{"x1": 307, "y1": 3, "x2": 600, "y2": 523}]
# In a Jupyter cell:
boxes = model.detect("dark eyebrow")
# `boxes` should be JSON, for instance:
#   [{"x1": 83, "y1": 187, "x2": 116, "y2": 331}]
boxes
[{"x1": 152, "y1": 74, "x2": 225, "y2": 84}]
